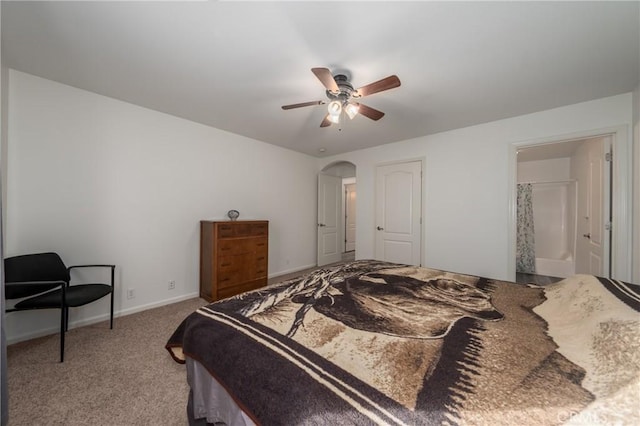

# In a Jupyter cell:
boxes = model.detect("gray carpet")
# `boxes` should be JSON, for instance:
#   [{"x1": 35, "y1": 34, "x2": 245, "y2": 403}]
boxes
[{"x1": 6, "y1": 297, "x2": 207, "y2": 426}]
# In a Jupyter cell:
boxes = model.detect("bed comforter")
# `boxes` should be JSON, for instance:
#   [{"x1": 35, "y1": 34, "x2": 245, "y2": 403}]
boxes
[{"x1": 167, "y1": 260, "x2": 640, "y2": 425}]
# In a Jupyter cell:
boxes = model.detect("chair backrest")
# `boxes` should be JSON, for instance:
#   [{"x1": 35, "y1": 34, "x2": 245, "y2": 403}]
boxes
[{"x1": 4, "y1": 252, "x2": 70, "y2": 285}]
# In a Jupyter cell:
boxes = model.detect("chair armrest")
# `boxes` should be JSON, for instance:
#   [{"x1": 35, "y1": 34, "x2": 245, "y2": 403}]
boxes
[
  {"x1": 5, "y1": 280, "x2": 65, "y2": 300},
  {"x1": 67, "y1": 264, "x2": 115, "y2": 287},
  {"x1": 67, "y1": 264, "x2": 115, "y2": 270},
  {"x1": 5, "y1": 280, "x2": 66, "y2": 286}
]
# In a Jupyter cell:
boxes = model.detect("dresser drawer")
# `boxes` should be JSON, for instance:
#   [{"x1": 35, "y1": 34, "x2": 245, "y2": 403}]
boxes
[
  {"x1": 218, "y1": 237, "x2": 268, "y2": 255},
  {"x1": 216, "y1": 255, "x2": 243, "y2": 288},
  {"x1": 217, "y1": 270, "x2": 244, "y2": 289},
  {"x1": 254, "y1": 252, "x2": 267, "y2": 266},
  {"x1": 217, "y1": 254, "x2": 244, "y2": 273},
  {"x1": 218, "y1": 222, "x2": 269, "y2": 238},
  {"x1": 217, "y1": 255, "x2": 267, "y2": 284},
  {"x1": 250, "y1": 222, "x2": 268, "y2": 236},
  {"x1": 216, "y1": 224, "x2": 236, "y2": 238},
  {"x1": 217, "y1": 222, "x2": 269, "y2": 238},
  {"x1": 251, "y1": 257, "x2": 268, "y2": 278},
  {"x1": 217, "y1": 239, "x2": 239, "y2": 255},
  {"x1": 252, "y1": 237, "x2": 268, "y2": 254}
]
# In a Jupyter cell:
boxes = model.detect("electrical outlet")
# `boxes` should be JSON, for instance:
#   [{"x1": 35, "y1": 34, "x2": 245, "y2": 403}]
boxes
[
  {"x1": 168, "y1": 280, "x2": 176, "y2": 290},
  {"x1": 127, "y1": 288, "x2": 135, "y2": 299}
]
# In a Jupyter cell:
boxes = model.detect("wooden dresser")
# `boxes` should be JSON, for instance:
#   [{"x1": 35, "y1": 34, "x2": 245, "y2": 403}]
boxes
[{"x1": 199, "y1": 220, "x2": 269, "y2": 302}]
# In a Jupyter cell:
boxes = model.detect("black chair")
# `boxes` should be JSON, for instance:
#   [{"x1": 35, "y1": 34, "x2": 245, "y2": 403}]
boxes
[{"x1": 4, "y1": 252, "x2": 115, "y2": 362}]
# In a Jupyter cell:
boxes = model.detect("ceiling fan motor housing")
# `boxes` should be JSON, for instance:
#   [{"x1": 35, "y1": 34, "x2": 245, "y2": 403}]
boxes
[{"x1": 326, "y1": 74, "x2": 357, "y2": 102}]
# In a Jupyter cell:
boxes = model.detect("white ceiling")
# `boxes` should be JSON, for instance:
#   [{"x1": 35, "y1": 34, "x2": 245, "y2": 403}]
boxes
[{"x1": 2, "y1": 1, "x2": 638, "y2": 157}]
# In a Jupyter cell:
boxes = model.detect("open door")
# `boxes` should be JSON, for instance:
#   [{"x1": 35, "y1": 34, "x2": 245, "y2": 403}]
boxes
[
  {"x1": 575, "y1": 136, "x2": 611, "y2": 277},
  {"x1": 344, "y1": 183, "x2": 356, "y2": 252},
  {"x1": 317, "y1": 174, "x2": 342, "y2": 266}
]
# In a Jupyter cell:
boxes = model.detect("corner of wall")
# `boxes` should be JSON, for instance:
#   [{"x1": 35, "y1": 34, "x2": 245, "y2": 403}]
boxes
[
  {"x1": 1, "y1": 65, "x2": 8, "y2": 246},
  {"x1": 633, "y1": 83, "x2": 640, "y2": 283},
  {"x1": 0, "y1": 2, "x2": 11, "y2": 422}
]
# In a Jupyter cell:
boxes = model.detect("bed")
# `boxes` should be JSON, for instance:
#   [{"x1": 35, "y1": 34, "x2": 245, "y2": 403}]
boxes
[{"x1": 166, "y1": 259, "x2": 640, "y2": 425}]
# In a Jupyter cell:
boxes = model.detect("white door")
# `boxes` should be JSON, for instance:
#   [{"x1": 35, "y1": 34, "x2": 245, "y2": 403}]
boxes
[
  {"x1": 345, "y1": 183, "x2": 356, "y2": 252},
  {"x1": 586, "y1": 138, "x2": 611, "y2": 276},
  {"x1": 374, "y1": 161, "x2": 422, "y2": 265},
  {"x1": 575, "y1": 137, "x2": 610, "y2": 276},
  {"x1": 317, "y1": 174, "x2": 342, "y2": 266}
]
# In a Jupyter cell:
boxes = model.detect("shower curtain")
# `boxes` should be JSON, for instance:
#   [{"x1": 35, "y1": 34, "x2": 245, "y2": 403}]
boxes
[{"x1": 516, "y1": 183, "x2": 536, "y2": 274}]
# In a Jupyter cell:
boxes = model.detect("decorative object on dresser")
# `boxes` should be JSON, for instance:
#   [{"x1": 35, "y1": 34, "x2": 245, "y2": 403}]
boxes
[
  {"x1": 227, "y1": 209, "x2": 240, "y2": 221},
  {"x1": 199, "y1": 220, "x2": 268, "y2": 302}
]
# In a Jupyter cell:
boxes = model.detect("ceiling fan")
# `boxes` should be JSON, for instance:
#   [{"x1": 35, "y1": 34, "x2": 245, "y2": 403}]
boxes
[{"x1": 282, "y1": 68, "x2": 401, "y2": 127}]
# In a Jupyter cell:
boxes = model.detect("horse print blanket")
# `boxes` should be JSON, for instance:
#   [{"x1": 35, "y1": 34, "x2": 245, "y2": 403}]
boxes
[{"x1": 166, "y1": 260, "x2": 640, "y2": 425}]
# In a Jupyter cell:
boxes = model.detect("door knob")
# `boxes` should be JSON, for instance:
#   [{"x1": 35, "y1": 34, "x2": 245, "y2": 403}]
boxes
[
  {"x1": 377, "y1": 226, "x2": 384, "y2": 231},
  {"x1": 318, "y1": 223, "x2": 326, "y2": 227},
  {"x1": 583, "y1": 233, "x2": 591, "y2": 239}
]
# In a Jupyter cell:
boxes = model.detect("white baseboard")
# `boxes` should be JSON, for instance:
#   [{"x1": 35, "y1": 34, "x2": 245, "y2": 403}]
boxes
[
  {"x1": 7, "y1": 326, "x2": 60, "y2": 346},
  {"x1": 116, "y1": 291, "x2": 200, "y2": 318},
  {"x1": 6, "y1": 292, "x2": 200, "y2": 345},
  {"x1": 269, "y1": 263, "x2": 316, "y2": 279}
]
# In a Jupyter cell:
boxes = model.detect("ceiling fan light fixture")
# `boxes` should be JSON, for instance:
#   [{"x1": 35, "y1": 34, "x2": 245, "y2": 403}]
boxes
[
  {"x1": 344, "y1": 102, "x2": 359, "y2": 119},
  {"x1": 328, "y1": 100, "x2": 342, "y2": 116},
  {"x1": 328, "y1": 114, "x2": 340, "y2": 124}
]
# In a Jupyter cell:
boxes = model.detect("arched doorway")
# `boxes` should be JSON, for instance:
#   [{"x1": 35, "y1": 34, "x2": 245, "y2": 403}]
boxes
[{"x1": 318, "y1": 161, "x2": 356, "y2": 266}]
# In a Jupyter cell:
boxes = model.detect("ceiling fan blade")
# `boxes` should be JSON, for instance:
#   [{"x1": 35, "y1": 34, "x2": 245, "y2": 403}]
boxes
[
  {"x1": 311, "y1": 67, "x2": 339, "y2": 93},
  {"x1": 320, "y1": 115, "x2": 332, "y2": 127},
  {"x1": 355, "y1": 75, "x2": 401, "y2": 97},
  {"x1": 357, "y1": 103, "x2": 385, "y2": 121},
  {"x1": 282, "y1": 100, "x2": 325, "y2": 110}
]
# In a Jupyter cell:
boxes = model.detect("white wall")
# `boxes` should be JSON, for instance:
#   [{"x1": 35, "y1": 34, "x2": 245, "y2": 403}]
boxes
[
  {"x1": 518, "y1": 158, "x2": 575, "y2": 263},
  {"x1": 5, "y1": 70, "x2": 318, "y2": 342},
  {"x1": 320, "y1": 93, "x2": 633, "y2": 282},
  {"x1": 517, "y1": 158, "x2": 571, "y2": 183},
  {"x1": 1, "y1": 75, "x2": 6, "y2": 234}
]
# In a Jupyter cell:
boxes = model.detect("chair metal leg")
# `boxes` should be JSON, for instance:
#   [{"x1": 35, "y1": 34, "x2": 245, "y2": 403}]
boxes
[
  {"x1": 110, "y1": 267, "x2": 115, "y2": 329},
  {"x1": 60, "y1": 308, "x2": 65, "y2": 363},
  {"x1": 110, "y1": 290, "x2": 114, "y2": 330},
  {"x1": 61, "y1": 282, "x2": 66, "y2": 362}
]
